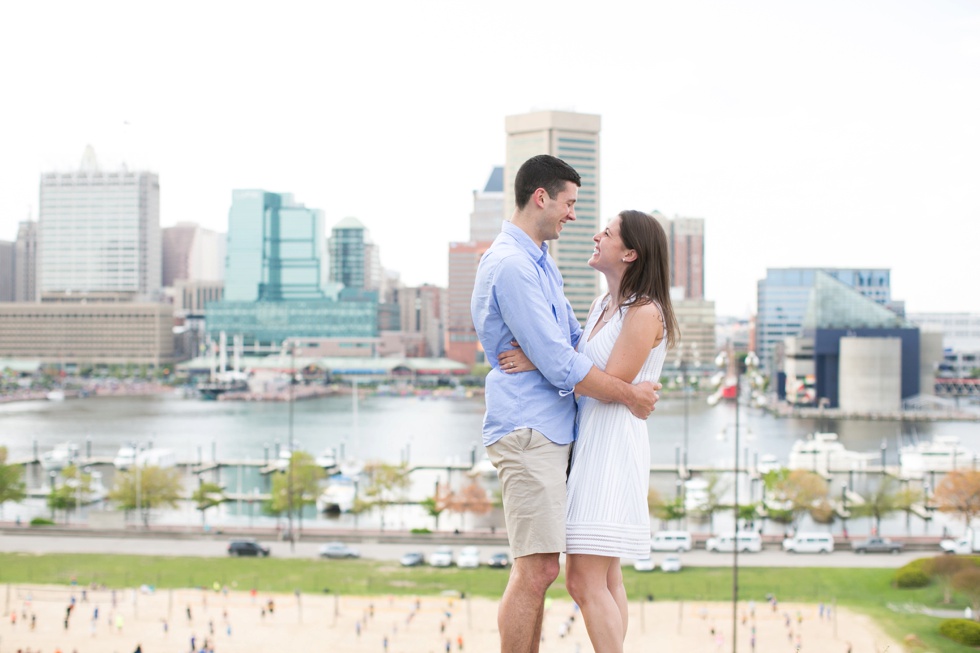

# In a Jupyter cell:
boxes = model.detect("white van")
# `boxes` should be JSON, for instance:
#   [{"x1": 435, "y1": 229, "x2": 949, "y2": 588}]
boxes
[
  {"x1": 782, "y1": 532, "x2": 834, "y2": 554},
  {"x1": 705, "y1": 532, "x2": 762, "y2": 553},
  {"x1": 651, "y1": 531, "x2": 693, "y2": 552}
]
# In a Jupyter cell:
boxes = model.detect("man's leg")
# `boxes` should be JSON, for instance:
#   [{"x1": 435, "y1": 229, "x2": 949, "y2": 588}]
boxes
[{"x1": 498, "y1": 552, "x2": 560, "y2": 653}]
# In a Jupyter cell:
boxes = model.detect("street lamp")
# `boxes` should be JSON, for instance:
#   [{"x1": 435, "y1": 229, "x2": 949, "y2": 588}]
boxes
[
  {"x1": 712, "y1": 347, "x2": 759, "y2": 653},
  {"x1": 675, "y1": 342, "x2": 700, "y2": 473},
  {"x1": 286, "y1": 340, "x2": 297, "y2": 552}
]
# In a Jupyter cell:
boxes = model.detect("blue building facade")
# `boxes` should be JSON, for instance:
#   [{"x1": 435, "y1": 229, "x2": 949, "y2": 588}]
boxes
[
  {"x1": 207, "y1": 190, "x2": 377, "y2": 347},
  {"x1": 813, "y1": 327, "x2": 920, "y2": 407},
  {"x1": 757, "y1": 268, "x2": 892, "y2": 370}
]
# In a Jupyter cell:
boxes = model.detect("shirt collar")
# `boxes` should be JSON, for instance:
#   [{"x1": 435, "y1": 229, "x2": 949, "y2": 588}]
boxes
[{"x1": 502, "y1": 221, "x2": 549, "y2": 266}]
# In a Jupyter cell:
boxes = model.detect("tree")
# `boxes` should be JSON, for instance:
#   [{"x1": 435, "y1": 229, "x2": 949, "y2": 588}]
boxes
[
  {"x1": 360, "y1": 462, "x2": 411, "y2": 531},
  {"x1": 895, "y1": 485, "x2": 925, "y2": 534},
  {"x1": 420, "y1": 483, "x2": 453, "y2": 531},
  {"x1": 649, "y1": 487, "x2": 685, "y2": 528},
  {"x1": 47, "y1": 464, "x2": 97, "y2": 524},
  {"x1": 696, "y1": 472, "x2": 728, "y2": 533},
  {"x1": 951, "y1": 567, "x2": 980, "y2": 616},
  {"x1": 0, "y1": 446, "x2": 26, "y2": 519},
  {"x1": 765, "y1": 469, "x2": 828, "y2": 529},
  {"x1": 268, "y1": 451, "x2": 324, "y2": 535},
  {"x1": 108, "y1": 465, "x2": 182, "y2": 527},
  {"x1": 191, "y1": 481, "x2": 226, "y2": 530},
  {"x1": 933, "y1": 471, "x2": 980, "y2": 530},
  {"x1": 928, "y1": 555, "x2": 973, "y2": 605},
  {"x1": 851, "y1": 477, "x2": 903, "y2": 534},
  {"x1": 447, "y1": 480, "x2": 492, "y2": 530}
]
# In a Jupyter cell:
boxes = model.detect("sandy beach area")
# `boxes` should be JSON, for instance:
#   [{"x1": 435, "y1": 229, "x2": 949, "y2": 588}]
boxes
[{"x1": 3, "y1": 584, "x2": 899, "y2": 652}]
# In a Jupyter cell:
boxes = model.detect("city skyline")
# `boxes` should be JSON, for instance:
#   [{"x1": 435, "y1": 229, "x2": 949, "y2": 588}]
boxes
[{"x1": 1, "y1": 1, "x2": 978, "y2": 317}]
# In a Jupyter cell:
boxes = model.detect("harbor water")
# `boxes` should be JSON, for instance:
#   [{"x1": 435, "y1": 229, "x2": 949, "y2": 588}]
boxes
[{"x1": 2, "y1": 391, "x2": 978, "y2": 536}]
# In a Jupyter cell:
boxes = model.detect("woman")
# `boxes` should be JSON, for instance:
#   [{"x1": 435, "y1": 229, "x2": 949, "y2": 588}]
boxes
[{"x1": 500, "y1": 210, "x2": 678, "y2": 652}]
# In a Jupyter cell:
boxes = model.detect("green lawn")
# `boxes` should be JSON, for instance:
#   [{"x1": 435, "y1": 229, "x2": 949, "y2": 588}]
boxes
[{"x1": 1, "y1": 553, "x2": 977, "y2": 651}]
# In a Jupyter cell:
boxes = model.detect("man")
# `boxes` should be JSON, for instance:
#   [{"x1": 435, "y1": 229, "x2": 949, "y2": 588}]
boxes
[{"x1": 471, "y1": 154, "x2": 660, "y2": 652}]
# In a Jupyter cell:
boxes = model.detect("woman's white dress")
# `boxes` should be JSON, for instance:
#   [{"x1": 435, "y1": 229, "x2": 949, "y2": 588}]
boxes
[{"x1": 566, "y1": 295, "x2": 668, "y2": 558}]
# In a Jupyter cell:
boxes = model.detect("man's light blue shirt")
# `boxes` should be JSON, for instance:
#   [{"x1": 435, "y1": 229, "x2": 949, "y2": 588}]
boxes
[{"x1": 471, "y1": 222, "x2": 594, "y2": 447}]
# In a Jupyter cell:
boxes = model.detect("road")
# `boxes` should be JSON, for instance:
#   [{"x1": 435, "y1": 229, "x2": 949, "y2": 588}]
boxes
[{"x1": 0, "y1": 531, "x2": 934, "y2": 568}]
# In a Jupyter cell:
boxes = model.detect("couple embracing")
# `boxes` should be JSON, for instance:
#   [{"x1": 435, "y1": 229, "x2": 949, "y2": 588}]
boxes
[{"x1": 472, "y1": 154, "x2": 678, "y2": 653}]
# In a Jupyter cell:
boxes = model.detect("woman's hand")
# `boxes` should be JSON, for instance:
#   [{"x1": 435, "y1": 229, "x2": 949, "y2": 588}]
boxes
[{"x1": 498, "y1": 341, "x2": 537, "y2": 374}]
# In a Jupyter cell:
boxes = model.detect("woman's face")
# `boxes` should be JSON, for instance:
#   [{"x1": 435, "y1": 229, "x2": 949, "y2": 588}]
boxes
[{"x1": 589, "y1": 215, "x2": 631, "y2": 275}]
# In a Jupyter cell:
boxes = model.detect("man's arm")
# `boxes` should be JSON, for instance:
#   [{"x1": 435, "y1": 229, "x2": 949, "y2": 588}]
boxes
[{"x1": 574, "y1": 370, "x2": 659, "y2": 420}]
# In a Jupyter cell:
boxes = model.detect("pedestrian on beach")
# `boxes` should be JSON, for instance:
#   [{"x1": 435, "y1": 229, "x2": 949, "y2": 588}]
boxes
[{"x1": 472, "y1": 153, "x2": 659, "y2": 653}]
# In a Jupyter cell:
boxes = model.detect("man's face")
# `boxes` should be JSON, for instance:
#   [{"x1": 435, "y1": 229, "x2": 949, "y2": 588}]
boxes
[{"x1": 538, "y1": 181, "x2": 578, "y2": 241}]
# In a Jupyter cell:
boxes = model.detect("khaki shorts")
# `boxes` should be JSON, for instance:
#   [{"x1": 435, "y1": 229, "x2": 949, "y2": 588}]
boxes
[{"x1": 487, "y1": 428, "x2": 570, "y2": 558}]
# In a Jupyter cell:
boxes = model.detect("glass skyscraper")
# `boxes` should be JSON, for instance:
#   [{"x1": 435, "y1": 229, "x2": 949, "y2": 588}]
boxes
[
  {"x1": 757, "y1": 267, "x2": 893, "y2": 370},
  {"x1": 207, "y1": 190, "x2": 376, "y2": 347}
]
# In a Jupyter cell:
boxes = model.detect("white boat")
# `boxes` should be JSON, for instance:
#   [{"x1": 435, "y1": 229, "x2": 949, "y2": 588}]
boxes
[
  {"x1": 40, "y1": 442, "x2": 79, "y2": 471},
  {"x1": 684, "y1": 478, "x2": 710, "y2": 513},
  {"x1": 315, "y1": 449, "x2": 338, "y2": 469},
  {"x1": 317, "y1": 475, "x2": 357, "y2": 514},
  {"x1": 787, "y1": 432, "x2": 876, "y2": 474},
  {"x1": 46, "y1": 390, "x2": 66, "y2": 401},
  {"x1": 113, "y1": 446, "x2": 176, "y2": 470},
  {"x1": 900, "y1": 436, "x2": 974, "y2": 478},
  {"x1": 468, "y1": 455, "x2": 497, "y2": 479},
  {"x1": 756, "y1": 454, "x2": 781, "y2": 474}
]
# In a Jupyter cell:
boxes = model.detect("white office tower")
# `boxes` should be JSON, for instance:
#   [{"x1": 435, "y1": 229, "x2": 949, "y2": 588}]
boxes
[
  {"x1": 505, "y1": 111, "x2": 601, "y2": 322},
  {"x1": 38, "y1": 146, "x2": 161, "y2": 300}
]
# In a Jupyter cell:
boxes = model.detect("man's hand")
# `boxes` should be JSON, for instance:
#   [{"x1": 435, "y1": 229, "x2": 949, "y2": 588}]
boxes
[{"x1": 628, "y1": 381, "x2": 662, "y2": 420}]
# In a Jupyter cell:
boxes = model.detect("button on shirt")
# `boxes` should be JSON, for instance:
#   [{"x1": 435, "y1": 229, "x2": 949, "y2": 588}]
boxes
[{"x1": 471, "y1": 222, "x2": 594, "y2": 447}]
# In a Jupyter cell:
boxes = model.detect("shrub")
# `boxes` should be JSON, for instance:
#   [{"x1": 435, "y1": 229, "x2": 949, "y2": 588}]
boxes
[
  {"x1": 410, "y1": 528, "x2": 431, "y2": 534},
  {"x1": 29, "y1": 517, "x2": 55, "y2": 526},
  {"x1": 938, "y1": 618, "x2": 980, "y2": 646},
  {"x1": 894, "y1": 567, "x2": 930, "y2": 589}
]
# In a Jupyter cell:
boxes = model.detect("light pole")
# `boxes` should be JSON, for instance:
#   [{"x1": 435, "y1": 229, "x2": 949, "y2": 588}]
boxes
[
  {"x1": 287, "y1": 340, "x2": 296, "y2": 552},
  {"x1": 713, "y1": 348, "x2": 759, "y2": 653},
  {"x1": 676, "y1": 343, "x2": 700, "y2": 474}
]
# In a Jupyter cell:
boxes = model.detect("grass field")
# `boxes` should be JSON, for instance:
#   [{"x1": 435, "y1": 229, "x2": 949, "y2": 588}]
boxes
[{"x1": 1, "y1": 553, "x2": 977, "y2": 651}]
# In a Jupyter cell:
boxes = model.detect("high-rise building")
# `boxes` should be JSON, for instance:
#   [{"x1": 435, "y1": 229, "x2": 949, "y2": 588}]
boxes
[
  {"x1": 328, "y1": 217, "x2": 383, "y2": 292},
  {"x1": 391, "y1": 284, "x2": 445, "y2": 358},
  {"x1": 445, "y1": 167, "x2": 503, "y2": 366},
  {"x1": 14, "y1": 220, "x2": 38, "y2": 302},
  {"x1": 446, "y1": 240, "x2": 491, "y2": 365},
  {"x1": 505, "y1": 110, "x2": 601, "y2": 322},
  {"x1": 0, "y1": 240, "x2": 14, "y2": 301},
  {"x1": 224, "y1": 190, "x2": 327, "y2": 302},
  {"x1": 38, "y1": 147, "x2": 160, "y2": 300},
  {"x1": 208, "y1": 190, "x2": 376, "y2": 348},
  {"x1": 470, "y1": 166, "x2": 504, "y2": 242},
  {"x1": 756, "y1": 267, "x2": 892, "y2": 370},
  {"x1": 653, "y1": 212, "x2": 704, "y2": 300},
  {"x1": 162, "y1": 222, "x2": 226, "y2": 286}
]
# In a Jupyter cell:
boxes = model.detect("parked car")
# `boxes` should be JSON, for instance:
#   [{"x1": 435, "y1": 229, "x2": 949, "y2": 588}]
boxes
[
  {"x1": 319, "y1": 542, "x2": 360, "y2": 559},
  {"x1": 456, "y1": 546, "x2": 481, "y2": 569},
  {"x1": 487, "y1": 552, "x2": 511, "y2": 569},
  {"x1": 705, "y1": 532, "x2": 762, "y2": 553},
  {"x1": 400, "y1": 552, "x2": 425, "y2": 567},
  {"x1": 852, "y1": 537, "x2": 903, "y2": 555},
  {"x1": 633, "y1": 557, "x2": 656, "y2": 572},
  {"x1": 782, "y1": 532, "x2": 834, "y2": 554},
  {"x1": 227, "y1": 539, "x2": 270, "y2": 557},
  {"x1": 940, "y1": 531, "x2": 980, "y2": 555},
  {"x1": 428, "y1": 546, "x2": 454, "y2": 567},
  {"x1": 651, "y1": 530, "x2": 693, "y2": 552},
  {"x1": 660, "y1": 555, "x2": 682, "y2": 573}
]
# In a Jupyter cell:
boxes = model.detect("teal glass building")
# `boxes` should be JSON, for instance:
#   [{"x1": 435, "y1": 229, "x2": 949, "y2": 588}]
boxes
[{"x1": 207, "y1": 190, "x2": 378, "y2": 346}]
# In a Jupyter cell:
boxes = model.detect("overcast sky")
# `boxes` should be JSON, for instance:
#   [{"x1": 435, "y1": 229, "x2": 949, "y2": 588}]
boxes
[{"x1": 1, "y1": 0, "x2": 977, "y2": 317}]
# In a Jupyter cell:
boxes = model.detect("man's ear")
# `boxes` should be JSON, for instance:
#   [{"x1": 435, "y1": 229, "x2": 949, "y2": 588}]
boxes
[{"x1": 534, "y1": 188, "x2": 548, "y2": 208}]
